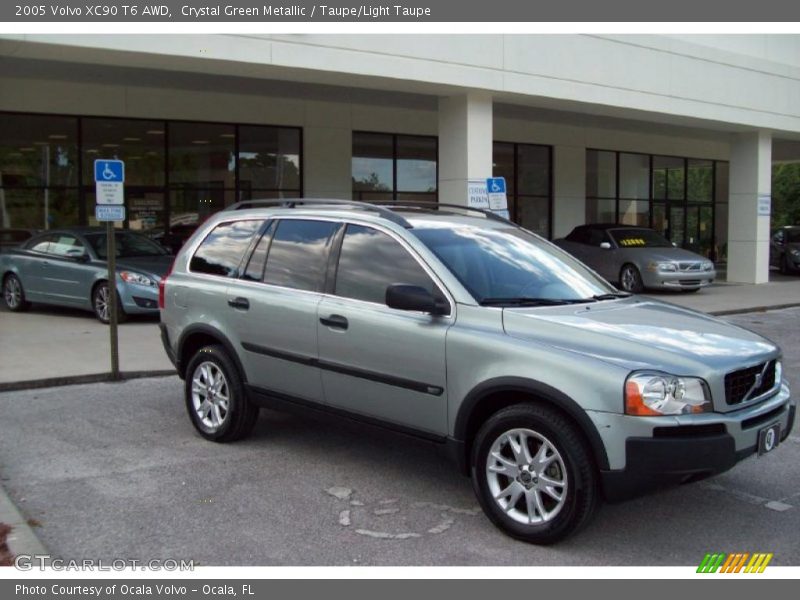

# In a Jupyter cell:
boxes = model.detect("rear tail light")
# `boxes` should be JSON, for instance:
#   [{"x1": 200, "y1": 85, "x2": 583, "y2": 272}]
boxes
[{"x1": 158, "y1": 260, "x2": 175, "y2": 310}]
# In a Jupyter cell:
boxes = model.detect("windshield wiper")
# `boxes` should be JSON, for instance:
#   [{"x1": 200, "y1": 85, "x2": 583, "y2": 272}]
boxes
[
  {"x1": 479, "y1": 297, "x2": 595, "y2": 307},
  {"x1": 591, "y1": 292, "x2": 632, "y2": 301}
]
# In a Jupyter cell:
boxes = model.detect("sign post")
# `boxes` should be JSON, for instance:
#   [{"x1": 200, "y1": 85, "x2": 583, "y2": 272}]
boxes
[{"x1": 94, "y1": 159, "x2": 125, "y2": 381}]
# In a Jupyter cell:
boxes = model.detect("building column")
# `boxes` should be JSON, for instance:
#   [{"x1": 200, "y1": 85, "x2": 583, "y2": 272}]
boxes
[
  {"x1": 438, "y1": 92, "x2": 493, "y2": 206},
  {"x1": 552, "y1": 144, "x2": 586, "y2": 239},
  {"x1": 302, "y1": 100, "x2": 352, "y2": 199},
  {"x1": 727, "y1": 131, "x2": 772, "y2": 284}
]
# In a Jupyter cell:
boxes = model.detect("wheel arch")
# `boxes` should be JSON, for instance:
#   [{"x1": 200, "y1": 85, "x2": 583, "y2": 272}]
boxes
[
  {"x1": 452, "y1": 377, "x2": 610, "y2": 475},
  {"x1": 176, "y1": 324, "x2": 247, "y2": 383}
]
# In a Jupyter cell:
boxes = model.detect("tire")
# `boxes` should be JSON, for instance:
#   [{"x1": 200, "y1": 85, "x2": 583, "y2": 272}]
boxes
[
  {"x1": 619, "y1": 264, "x2": 645, "y2": 293},
  {"x1": 92, "y1": 281, "x2": 127, "y2": 324},
  {"x1": 471, "y1": 403, "x2": 599, "y2": 545},
  {"x1": 184, "y1": 344, "x2": 259, "y2": 443},
  {"x1": 3, "y1": 273, "x2": 30, "y2": 312}
]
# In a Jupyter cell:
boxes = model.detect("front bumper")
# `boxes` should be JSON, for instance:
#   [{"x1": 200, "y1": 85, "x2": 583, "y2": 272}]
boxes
[
  {"x1": 642, "y1": 268, "x2": 716, "y2": 290},
  {"x1": 595, "y1": 385, "x2": 794, "y2": 502},
  {"x1": 118, "y1": 282, "x2": 160, "y2": 315}
]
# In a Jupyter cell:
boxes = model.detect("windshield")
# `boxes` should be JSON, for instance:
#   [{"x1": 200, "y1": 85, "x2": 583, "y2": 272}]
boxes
[
  {"x1": 609, "y1": 228, "x2": 672, "y2": 248},
  {"x1": 786, "y1": 229, "x2": 800, "y2": 244},
  {"x1": 412, "y1": 224, "x2": 617, "y2": 304},
  {"x1": 85, "y1": 232, "x2": 168, "y2": 259}
]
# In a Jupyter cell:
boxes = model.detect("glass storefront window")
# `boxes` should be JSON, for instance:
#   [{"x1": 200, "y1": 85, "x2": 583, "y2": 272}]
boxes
[
  {"x1": 169, "y1": 122, "x2": 236, "y2": 189},
  {"x1": 653, "y1": 156, "x2": 685, "y2": 200},
  {"x1": 586, "y1": 150, "x2": 616, "y2": 198},
  {"x1": 618, "y1": 200, "x2": 649, "y2": 227},
  {"x1": 352, "y1": 132, "x2": 394, "y2": 196},
  {"x1": 493, "y1": 142, "x2": 552, "y2": 238},
  {"x1": 0, "y1": 114, "x2": 78, "y2": 188},
  {"x1": 586, "y1": 199, "x2": 616, "y2": 224},
  {"x1": 238, "y1": 125, "x2": 301, "y2": 194},
  {"x1": 82, "y1": 118, "x2": 166, "y2": 187},
  {"x1": 517, "y1": 145, "x2": 550, "y2": 197},
  {"x1": 0, "y1": 188, "x2": 78, "y2": 229},
  {"x1": 619, "y1": 153, "x2": 649, "y2": 199},
  {"x1": 397, "y1": 136, "x2": 437, "y2": 193},
  {"x1": 687, "y1": 159, "x2": 713, "y2": 202}
]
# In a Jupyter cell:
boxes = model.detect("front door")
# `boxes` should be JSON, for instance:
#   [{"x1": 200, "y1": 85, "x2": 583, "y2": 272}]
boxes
[{"x1": 316, "y1": 224, "x2": 451, "y2": 436}]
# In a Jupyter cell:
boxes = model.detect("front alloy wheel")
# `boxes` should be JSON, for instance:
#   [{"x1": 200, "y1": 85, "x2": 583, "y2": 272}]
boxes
[
  {"x1": 3, "y1": 274, "x2": 30, "y2": 312},
  {"x1": 619, "y1": 264, "x2": 644, "y2": 293},
  {"x1": 92, "y1": 282, "x2": 127, "y2": 324},
  {"x1": 472, "y1": 404, "x2": 598, "y2": 544},
  {"x1": 485, "y1": 428, "x2": 568, "y2": 525}
]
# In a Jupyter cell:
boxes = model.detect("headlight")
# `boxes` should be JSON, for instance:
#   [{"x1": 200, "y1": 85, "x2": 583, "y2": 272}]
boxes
[
  {"x1": 702, "y1": 261, "x2": 714, "y2": 271},
  {"x1": 625, "y1": 372, "x2": 711, "y2": 415},
  {"x1": 119, "y1": 271, "x2": 155, "y2": 287},
  {"x1": 776, "y1": 360, "x2": 783, "y2": 385},
  {"x1": 648, "y1": 261, "x2": 677, "y2": 272}
]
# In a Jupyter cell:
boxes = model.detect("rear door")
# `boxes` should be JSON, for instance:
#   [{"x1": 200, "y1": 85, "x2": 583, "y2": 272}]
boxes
[
  {"x1": 226, "y1": 218, "x2": 339, "y2": 403},
  {"x1": 316, "y1": 223, "x2": 451, "y2": 436}
]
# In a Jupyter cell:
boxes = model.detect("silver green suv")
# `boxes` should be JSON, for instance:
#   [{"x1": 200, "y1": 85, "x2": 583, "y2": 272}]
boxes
[{"x1": 159, "y1": 200, "x2": 795, "y2": 544}]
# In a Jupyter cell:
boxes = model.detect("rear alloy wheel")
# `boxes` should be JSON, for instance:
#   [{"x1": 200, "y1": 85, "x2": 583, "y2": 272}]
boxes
[
  {"x1": 3, "y1": 274, "x2": 30, "y2": 312},
  {"x1": 619, "y1": 264, "x2": 645, "y2": 293},
  {"x1": 92, "y1": 282, "x2": 127, "y2": 324},
  {"x1": 471, "y1": 404, "x2": 599, "y2": 544},
  {"x1": 184, "y1": 345, "x2": 259, "y2": 442}
]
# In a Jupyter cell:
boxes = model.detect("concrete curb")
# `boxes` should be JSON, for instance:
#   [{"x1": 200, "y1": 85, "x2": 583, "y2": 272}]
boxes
[
  {"x1": 708, "y1": 303, "x2": 800, "y2": 317},
  {"x1": 0, "y1": 482, "x2": 48, "y2": 563},
  {"x1": 0, "y1": 370, "x2": 176, "y2": 393}
]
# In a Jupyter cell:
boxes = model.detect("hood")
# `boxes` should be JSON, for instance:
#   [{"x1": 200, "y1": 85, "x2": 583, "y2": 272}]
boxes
[
  {"x1": 502, "y1": 298, "x2": 777, "y2": 374},
  {"x1": 114, "y1": 255, "x2": 174, "y2": 278},
  {"x1": 624, "y1": 247, "x2": 709, "y2": 263}
]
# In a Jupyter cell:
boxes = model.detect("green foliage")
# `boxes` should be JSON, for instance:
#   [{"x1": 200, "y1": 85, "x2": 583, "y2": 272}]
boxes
[{"x1": 772, "y1": 163, "x2": 800, "y2": 227}]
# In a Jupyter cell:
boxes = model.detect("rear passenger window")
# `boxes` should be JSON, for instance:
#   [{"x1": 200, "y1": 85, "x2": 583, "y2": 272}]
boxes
[
  {"x1": 190, "y1": 220, "x2": 261, "y2": 277},
  {"x1": 335, "y1": 225, "x2": 436, "y2": 305},
  {"x1": 263, "y1": 219, "x2": 338, "y2": 292}
]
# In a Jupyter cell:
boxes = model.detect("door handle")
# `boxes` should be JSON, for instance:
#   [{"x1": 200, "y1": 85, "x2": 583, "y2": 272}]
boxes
[
  {"x1": 227, "y1": 297, "x2": 250, "y2": 310},
  {"x1": 320, "y1": 314, "x2": 348, "y2": 330}
]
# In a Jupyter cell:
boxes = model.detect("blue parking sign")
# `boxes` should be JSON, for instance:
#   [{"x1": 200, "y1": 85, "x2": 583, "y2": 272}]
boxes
[
  {"x1": 94, "y1": 159, "x2": 125, "y2": 183},
  {"x1": 486, "y1": 177, "x2": 506, "y2": 194}
]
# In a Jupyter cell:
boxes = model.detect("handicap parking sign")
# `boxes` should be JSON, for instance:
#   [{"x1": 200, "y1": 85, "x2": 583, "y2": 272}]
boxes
[
  {"x1": 486, "y1": 177, "x2": 506, "y2": 195},
  {"x1": 94, "y1": 159, "x2": 125, "y2": 183}
]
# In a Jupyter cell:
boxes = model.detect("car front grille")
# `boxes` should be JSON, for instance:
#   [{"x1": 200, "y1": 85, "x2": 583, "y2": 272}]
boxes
[
  {"x1": 678, "y1": 262, "x2": 702, "y2": 271},
  {"x1": 725, "y1": 360, "x2": 776, "y2": 406}
]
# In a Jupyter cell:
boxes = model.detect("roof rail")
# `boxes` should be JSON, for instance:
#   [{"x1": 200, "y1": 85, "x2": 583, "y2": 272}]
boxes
[
  {"x1": 224, "y1": 198, "x2": 412, "y2": 229},
  {"x1": 371, "y1": 200, "x2": 512, "y2": 225}
]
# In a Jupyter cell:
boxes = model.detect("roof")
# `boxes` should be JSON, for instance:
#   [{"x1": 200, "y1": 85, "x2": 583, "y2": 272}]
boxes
[{"x1": 573, "y1": 223, "x2": 648, "y2": 231}]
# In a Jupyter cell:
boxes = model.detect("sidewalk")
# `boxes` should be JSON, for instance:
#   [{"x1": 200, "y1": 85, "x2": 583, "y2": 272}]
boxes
[{"x1": 1, "y1": 275, "x2": 799, "y2": 389}]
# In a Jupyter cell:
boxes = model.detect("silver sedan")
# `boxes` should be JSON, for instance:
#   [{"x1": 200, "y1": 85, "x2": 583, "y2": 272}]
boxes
[{"x1": 554, "y1": 224, "x2": 716, "y2": 293}]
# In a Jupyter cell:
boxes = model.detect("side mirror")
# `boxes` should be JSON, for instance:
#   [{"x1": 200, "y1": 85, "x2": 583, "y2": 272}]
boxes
[
  {"x1": 672, "y1": 242, "x2": 678, "y2": 247},
  {"x1": 386, "y1": 284, "x2": 447, "y2": 315},
  {"x1": 599, "y1": 242, "x2": 611, "y2": 249}
]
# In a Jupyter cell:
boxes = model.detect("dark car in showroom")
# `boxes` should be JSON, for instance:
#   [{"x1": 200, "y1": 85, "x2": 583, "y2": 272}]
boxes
[
  {"x1": 554, "y1": 224, "x2": 715, "y2": 293},
  {"x1": 770, "y1": 225, "x2": 800, "y2": 274},
  {"x1": 1, "y1": 228, "x2": 173, "y2": 322}
]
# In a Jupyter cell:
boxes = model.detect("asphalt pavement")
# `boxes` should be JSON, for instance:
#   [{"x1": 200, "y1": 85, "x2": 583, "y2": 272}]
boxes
[{"x1": 0, "y1": 308, "x2": 798, "y2": 566}]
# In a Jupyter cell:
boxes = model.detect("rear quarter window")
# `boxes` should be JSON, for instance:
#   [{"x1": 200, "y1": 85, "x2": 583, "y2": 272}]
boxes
[{"x1": 190, "y1": 220, "x2": 262, "y2": 277}]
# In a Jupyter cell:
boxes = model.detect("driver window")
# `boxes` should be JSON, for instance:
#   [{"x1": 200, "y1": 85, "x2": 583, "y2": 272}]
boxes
[{"x1": 335, "y1": 224, "x2": 439, "y2": 306}]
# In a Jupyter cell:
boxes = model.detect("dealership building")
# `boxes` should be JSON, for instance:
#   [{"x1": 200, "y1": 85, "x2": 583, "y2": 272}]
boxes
[{"x1": 1, "y1": 34, "x2": 799, "y2": 283}]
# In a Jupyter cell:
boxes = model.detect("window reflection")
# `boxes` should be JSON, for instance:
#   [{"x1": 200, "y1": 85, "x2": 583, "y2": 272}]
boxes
[
  {"x1": 335, "y1": 225, "x2": 435, "y2": 304},
  {"x1": 264, "y1": 220, "x2": 338, "y2": 292}
]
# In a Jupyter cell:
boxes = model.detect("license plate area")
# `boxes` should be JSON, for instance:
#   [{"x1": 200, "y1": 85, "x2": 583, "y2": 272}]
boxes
[{"x1": 757, "y1": 422, "x2": 781, "y2": 456}]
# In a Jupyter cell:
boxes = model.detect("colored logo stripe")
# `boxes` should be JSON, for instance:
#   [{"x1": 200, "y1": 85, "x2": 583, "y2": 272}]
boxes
[{"x1": 697, "y1": 552, "x2": 772, "y2": 573}]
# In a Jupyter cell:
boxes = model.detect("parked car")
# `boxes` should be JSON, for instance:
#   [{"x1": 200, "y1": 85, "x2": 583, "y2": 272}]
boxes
[
  {"x1": 1, "y1": 228, "x2": 174, "y2": 322},
  {"x1": 769, "y1": 225, "x2": 800, "y2": 274},
  {"x1": 146, "y1": 223, "x2": 200, "y2": 255},
  {"x1": 159, "y1": 200, "x2": 794, "y2": 544},
  {"x1": 554, "y1": 224, "x2": 716, "y2": 293},
  {"x1": 0, "y1": 229, "x2": 36, "y2": 254}
]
